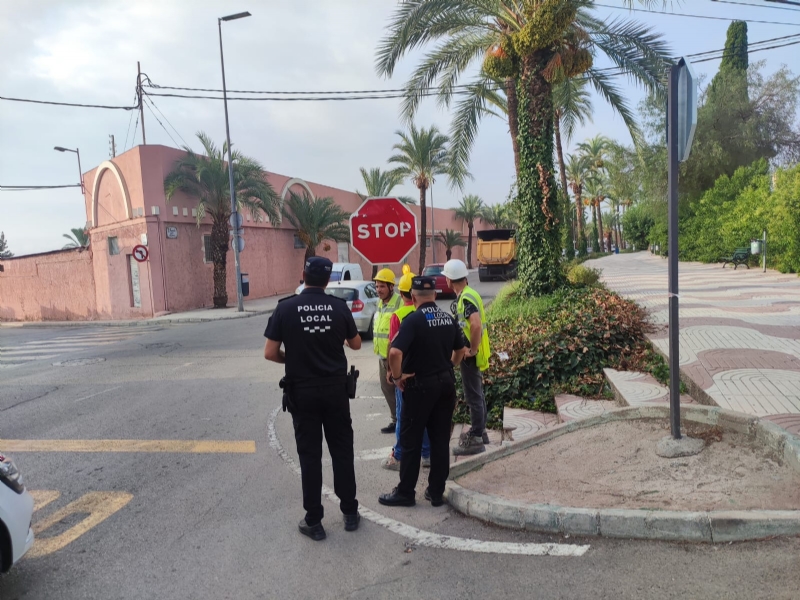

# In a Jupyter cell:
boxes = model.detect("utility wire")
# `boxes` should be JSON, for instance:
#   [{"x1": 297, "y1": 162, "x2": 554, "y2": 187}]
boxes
[
  {"x1": 0, "y1": 95, "x2": 137, "y2": 110},
  {"x1": 0, "y1": 184, "x2": 81, "y2": 191},
  {"x1": 128, "y1": 110, "x2": 140, "y2": 152},
  {"x1": 691, "y1": 37, "x2": 800, "y2": 61},
  {"x1": 594, "y1": 2, "x2": 800, "y2": 25},
  {"x1": 710, "y1": 0, "x2": 800, "y2": 10},
  {"x1": 122, "y1": 91, "x2": 138, "y2": 152},
  {"x1": 142, "y1": 94, "x2": 190, "y2": 148},
  {"x1": 142, "y1": 95, "x2": 181, "y2": 148}
]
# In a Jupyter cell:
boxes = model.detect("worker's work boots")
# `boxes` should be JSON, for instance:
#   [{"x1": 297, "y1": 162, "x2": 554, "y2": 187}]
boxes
[{"x1": 452, "y1": 435, "x2": 486, "y2": 456}]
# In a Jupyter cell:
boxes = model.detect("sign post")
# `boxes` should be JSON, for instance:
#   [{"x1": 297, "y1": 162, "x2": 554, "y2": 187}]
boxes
[
  {"x1": 349, "y1": 197, "x2": 418, "y2": 265},
  {"x1": 667, "y1": 58, "x2": 697, "y2": 441}
]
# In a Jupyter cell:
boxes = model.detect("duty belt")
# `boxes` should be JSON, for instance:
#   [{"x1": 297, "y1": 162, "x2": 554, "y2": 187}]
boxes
[{"x1": 287, "y1": 375, "x2": 347, "y2": 390}]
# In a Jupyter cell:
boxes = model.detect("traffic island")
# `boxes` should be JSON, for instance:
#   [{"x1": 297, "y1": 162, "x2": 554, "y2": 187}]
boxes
[{"x1": 445, "y1": 405, "x2": 800, "y2": 542}]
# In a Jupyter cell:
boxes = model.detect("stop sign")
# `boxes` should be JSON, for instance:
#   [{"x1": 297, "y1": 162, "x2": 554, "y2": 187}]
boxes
[{"x1": 349, "y1": 197, "x2": 418, "y2": 264}]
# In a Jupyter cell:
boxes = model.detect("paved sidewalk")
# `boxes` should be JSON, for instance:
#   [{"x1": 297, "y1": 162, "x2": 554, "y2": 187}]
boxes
[
  {"x1": 586, "y1": 252, "x2": 800, "y2": 432},
  {"x1": 0, "y1": 294, "x2": 286, "y2": 328}
]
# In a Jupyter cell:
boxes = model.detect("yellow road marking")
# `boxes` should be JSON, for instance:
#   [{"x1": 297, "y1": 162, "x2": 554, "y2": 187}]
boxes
[
  {"x1": 28, "y1": 491, "x2": 133, "y2": 558},
  {"x1": 0, "y1": 439, "x2": 256, "y2": 453},
  {"x1": 29, "y1": 490, "x2": 61, "y2": 512}
]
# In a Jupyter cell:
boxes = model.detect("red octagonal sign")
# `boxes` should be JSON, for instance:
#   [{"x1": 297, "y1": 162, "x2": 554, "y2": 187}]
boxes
[{"x1": 349, "y1": 197, "x2": 418, "y2": 264}]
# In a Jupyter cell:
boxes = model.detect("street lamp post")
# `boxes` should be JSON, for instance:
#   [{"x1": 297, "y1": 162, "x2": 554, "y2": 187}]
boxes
[
  {"x1": 54, "y1": 146, "x2": 84, "y2": 194},
  {"x1": 218, "y1": 10, "x2": 251, "y2": 312}
]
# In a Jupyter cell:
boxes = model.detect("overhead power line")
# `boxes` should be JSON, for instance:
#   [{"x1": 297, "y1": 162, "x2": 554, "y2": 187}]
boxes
[
  {"x1": 710, "y1": 0, "x2": 800, "y2": 11},
  {"x1": 691, "y1": 37, "x2": 800, "y2": 61},
  {"x1": 0, "y1": 184, "x2": 81, "y2": 191},
  {"x1": 0, "y1": 95, "x2": 137, "y2": 110},
  {"x1": 142, "y1": 95, "x2": 190, "y2": 148},
  {"x1": 594, "y1": 2, "x2": 800, "y2": 25}
]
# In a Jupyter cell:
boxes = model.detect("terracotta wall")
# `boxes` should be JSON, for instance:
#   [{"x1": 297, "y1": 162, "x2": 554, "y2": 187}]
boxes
[{"x1": 0, "y1": 249, "x2": 97, "y2": 321}]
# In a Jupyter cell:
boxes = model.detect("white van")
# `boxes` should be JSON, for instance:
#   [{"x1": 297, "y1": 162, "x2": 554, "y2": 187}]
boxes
[{"x1": 295, "y1": 262, "x2": 364, "y2": 294}]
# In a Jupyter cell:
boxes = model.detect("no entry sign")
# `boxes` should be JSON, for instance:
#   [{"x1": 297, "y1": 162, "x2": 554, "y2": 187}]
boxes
[
  {"x1": 349, "y1": 197, "x2": 418, "y2": 264},
  {"x1": 132, "y1": 245, "x2": 149, "y2": 262}
]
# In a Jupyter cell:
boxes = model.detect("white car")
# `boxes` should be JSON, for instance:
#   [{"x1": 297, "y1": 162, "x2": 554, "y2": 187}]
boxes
[
  {"x1": 295, "y1": 262, "x2": 365, "y2": 294},
  {"x1": 325, "y1": 281, "x2": 380, "y2": 339},
  {"x1": 0, "y1": 453, "x2": 34, "y2": 572}
]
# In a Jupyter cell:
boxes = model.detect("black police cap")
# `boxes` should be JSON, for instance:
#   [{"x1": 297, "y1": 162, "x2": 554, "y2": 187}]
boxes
[
  {"x1": 411, "y1": 276, "x2": 436, "y2": 291},
  {"x1": 304, "y1": 257, "x2": 333, "y2": 277}
]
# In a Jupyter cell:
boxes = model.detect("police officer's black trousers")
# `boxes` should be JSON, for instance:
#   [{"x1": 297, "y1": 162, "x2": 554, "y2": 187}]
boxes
[
  {"x1": 397, "y1": 370, "x2": 457, "y2": 499},
  {"x1": 291, "y1": 385, "x2": 358, "y2": 525}
]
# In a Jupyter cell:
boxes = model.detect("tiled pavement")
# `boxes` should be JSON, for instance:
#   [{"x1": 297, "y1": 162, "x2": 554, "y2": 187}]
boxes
[{"x1": 586, "y1": 252, "x2": 800, "y2": 434}]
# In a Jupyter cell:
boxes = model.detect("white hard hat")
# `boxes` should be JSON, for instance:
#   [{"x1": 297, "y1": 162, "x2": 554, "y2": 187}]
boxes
[{"x1": 442, "y1": 259, "x2": 468, "y2": 280}]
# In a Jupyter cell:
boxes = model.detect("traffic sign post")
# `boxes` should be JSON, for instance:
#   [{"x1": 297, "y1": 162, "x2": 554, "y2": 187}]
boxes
[
  {"x1": 132, "y1": 244, "x2": 149, "y2": 263},
  {"x1": 667, "y1": 57, "x2": 698, "y2": 441},
  {"x1": 349, "y1": 197, "x2": 418, "y2": 265}
]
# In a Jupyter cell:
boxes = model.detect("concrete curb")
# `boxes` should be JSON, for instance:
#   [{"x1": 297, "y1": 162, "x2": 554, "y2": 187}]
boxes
[
  {"x1": 446, "y1": 405, "x2": 800, "y2": 542},
  {"x1": 0, "y1": 308, "x2": 275, "y2": 328}
]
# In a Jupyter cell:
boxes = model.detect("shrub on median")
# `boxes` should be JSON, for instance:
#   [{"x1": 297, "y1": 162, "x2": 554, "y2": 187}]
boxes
[{"x1": 455, "y1": 284, "x2": 654, "y2": 428}]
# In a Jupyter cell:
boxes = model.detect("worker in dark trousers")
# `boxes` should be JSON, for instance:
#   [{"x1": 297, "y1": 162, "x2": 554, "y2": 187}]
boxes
[
  {"x1": 378, "y1": 276, "x2": 466, "y2": 508},
  {"x1": 264, "y1": 257, "x2": 362, "y2": 541}
]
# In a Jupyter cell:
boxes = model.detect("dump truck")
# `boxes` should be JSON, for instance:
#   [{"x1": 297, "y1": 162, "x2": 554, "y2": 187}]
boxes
[{"x1": 477, "y1": 229, "x2": 517, "y2": 282}]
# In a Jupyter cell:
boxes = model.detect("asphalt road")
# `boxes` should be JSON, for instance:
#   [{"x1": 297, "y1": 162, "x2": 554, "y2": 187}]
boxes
[{"x1": 1, "y1": 279, "x2": 799, "y2": 599}]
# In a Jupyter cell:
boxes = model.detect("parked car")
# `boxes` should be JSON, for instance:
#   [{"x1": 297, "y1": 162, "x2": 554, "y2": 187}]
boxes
[
  {"x1": 0, "y1": 452, "x2": 34, "y2": 573},
  {"x1": 324, "y1": 280, "x2": 379, "y2": 339},
  {"x1": 422, "y1": 264, "x2": 456, "y2": 298},
  {"x1": 295, "y1": 262, "x2": 364, "y2": 294}
]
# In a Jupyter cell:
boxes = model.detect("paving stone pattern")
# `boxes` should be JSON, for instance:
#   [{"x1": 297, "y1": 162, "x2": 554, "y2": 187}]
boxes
[{"x1": 588, "y1": 253, "x2": 800, "y2": 434}]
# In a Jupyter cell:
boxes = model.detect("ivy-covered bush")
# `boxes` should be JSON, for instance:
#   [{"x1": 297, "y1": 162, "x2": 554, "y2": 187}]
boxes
[
  {"x1": 454, "y1": 285, "x2": 653, "y2": 428},
  {"x1": 566, "y1": 264, "x2": 601, "y2": 286}
]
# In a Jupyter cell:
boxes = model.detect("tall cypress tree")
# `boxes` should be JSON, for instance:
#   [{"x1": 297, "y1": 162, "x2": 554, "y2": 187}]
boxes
[
  {"x1": 709, "y1": 21, "x2": 748, "y2": 103},
  {"x1": 720, "y1": 21, "x2": 748, "y2": 73}
]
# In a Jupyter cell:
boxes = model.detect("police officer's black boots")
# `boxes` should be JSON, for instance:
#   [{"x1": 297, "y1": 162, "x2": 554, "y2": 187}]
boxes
[
  {"x1": 298, "y1": 519, "x2": 326, "y2": 541},
  {"x1": 344, "y1": 513, "x2": 360, "y2": 531}
]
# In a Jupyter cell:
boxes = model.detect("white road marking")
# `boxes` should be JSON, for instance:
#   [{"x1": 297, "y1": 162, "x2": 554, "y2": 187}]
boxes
[
  {"x1": 73, "y1": 386, "x2": 123, "y2": 403},
  {"x1": 269, "y1": 408, "x2": 589, "y2": 557},
  {"x1": 364, "y1": 413, "x2": 384, "y2": 421}
]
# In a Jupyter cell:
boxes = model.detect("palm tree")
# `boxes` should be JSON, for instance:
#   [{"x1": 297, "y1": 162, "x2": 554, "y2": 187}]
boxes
[
  {"x1": 554, "y1": 77, "x2": 593, "y2": 244},
  {"x1": 164, "y1": 132, "x2": 280, "y2": 308},
  {"x1": 282, "y1": 191, "x2": 351, "y2": 262},
  {"x1": 356, "y1": 167, "x2": 416, "y2": 204},
  {"x1": 437, "y1": 229, "x2": 468, "y2": 261},
  {"x1": 565, "y1": 153, "x2": 589, "y2": 254},
  {"x1": 62, "y1": 227, "x2": 90, "y2": 249},
  {"x1": 583, "y1": 175, "x2": 606, "y2": 253},
  {"x1": 388, "y1": 124, "x2": 465, "y2": 272},
  {"x1": 578, "y1": 135, "x2": 610, "y2": 251},
  {"x1": 377, "y1": 0, "x2": 671, "y2": 295},
  {"x1": 481, "y1": 202, "x2": 516, "y2": 229},
  {"x1": 453, "y1": 194, "x2": 484, "y2": 268}
]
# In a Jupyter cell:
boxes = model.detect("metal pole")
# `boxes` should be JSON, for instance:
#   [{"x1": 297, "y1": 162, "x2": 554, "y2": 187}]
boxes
[
  {"x1": 219, "y1": 19, "x2": 244, "y2": 312},
  {"x1": 76, "y1": 148, "x2": 84, "y2": 195},
  {"x1": 430, "y1": 175, "x2": 436, "y2": 264},
  {"x1": 137, "y1": 62, "x2": 146, "y2": 145},
  {"x1": 667, "y1": 63, "x2": 681, "y2": 440},
  {"x1": 763, "y1": 229, "x2": 767, "y2": 273}
]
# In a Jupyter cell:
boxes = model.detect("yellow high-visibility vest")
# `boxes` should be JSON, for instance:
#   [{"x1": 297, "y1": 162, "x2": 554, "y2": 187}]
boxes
[
  {"x1": 373, "y1": 293, "x2": 402, "y2": 358},
  {"x1": 456, "y1": 286, "x2": 491, "y2": 371}
]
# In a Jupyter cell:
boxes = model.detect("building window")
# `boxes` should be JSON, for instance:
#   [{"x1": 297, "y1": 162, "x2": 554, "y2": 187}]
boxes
[
  {"x1": 293, "y1": 234, "x2": 305, "y2": 249},
  {"x1": 203, "y1": 235, "x2": 213, "y2": 263},
  {"x1": 108, "y1": 237, "x2": 120, "y2": 256}
]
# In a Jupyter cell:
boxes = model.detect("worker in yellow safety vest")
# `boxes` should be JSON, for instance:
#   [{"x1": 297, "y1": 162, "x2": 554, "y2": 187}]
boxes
[
  {"x1": 373, "y1": 267, "x2": 403, "y2": 433},
  {"x1": 442, "y1": 259, "x2": 491, "y2": 455}
]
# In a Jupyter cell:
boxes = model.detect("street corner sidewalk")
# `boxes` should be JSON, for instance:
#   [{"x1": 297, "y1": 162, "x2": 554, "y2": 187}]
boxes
[{"x1": 0, "y1": 294, "x2": 288, "y2": 328}]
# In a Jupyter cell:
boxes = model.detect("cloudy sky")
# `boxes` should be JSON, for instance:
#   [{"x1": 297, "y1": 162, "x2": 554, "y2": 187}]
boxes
[{"x1": 2, "y1": 0, "x2": 799, "y2": 256}]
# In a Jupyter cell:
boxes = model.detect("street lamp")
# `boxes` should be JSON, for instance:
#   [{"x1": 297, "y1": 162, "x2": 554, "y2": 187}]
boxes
[
  {"x1": 218, "y1": 10, "x2": 251, "y2": 312},
  {"x1": 54, "y1": 146, "x2": 84, "y2": 194}
]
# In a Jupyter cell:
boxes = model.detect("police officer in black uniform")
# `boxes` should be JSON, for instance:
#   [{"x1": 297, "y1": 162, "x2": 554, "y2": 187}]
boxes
[
  {"x1": 264, "y1": 257, "x2": 362, "y2": 541},
  {"x1": 378, "y1": 276, "x2": 466, "y2": 508}
]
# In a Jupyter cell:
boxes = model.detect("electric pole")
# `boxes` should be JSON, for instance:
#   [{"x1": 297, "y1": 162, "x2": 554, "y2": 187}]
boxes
[
  {"x1": 109, "y1": 135, "x2": 116, "y2": 158},
  {"x1": 137, "y1": 61, "x2": 147, "y2": 145}
]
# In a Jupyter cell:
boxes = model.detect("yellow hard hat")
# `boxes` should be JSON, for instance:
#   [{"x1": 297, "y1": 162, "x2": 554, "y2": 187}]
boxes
[
  {"x1": 397, "y1": 265, "x2": 415, "y2": 292},
  {"x1": 374, "y1": 267, "x2": 396, "y2": 285}
]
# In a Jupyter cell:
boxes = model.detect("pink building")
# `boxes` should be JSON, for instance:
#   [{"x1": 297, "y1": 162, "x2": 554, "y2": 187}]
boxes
[{"x1": 0, "y1": 144, "x2": 482, "y2": 321}]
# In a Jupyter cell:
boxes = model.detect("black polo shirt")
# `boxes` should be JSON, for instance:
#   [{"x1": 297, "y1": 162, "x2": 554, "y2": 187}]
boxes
[
  {"x1": 264, "y1": 287, "x2": 358, "y2": 380},
  {"x1": 390, "y1": 301, "x2": 465, "y2": 378}
]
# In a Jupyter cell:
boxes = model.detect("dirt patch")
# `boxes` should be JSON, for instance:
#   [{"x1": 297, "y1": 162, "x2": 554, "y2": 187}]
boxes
[{"x1": 457, "y1": 419, "x2": 800, "y2": 511}]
